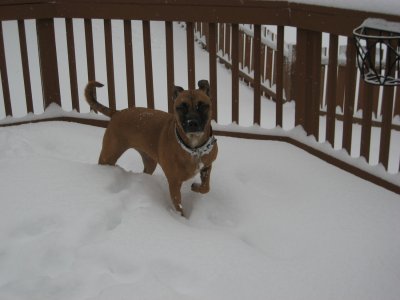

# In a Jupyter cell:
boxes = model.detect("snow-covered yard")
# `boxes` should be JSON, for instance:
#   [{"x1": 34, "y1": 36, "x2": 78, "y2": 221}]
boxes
[{"x1": 0, "y1": 121, "x2": 399, "y2": 300}]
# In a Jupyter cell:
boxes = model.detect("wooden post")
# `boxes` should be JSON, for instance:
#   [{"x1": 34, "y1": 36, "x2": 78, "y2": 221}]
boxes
[
  {"x1": 84, "y1": 19, "x2": 96, "y2": 82},
  {"x1": 310, "y1": 31, "x2": 322, "y2": 140},
  {"x1": 0, "y1": 21, "x2": 12, "y2": 116},
  {"x1": 36, "y1": 18, "x2": 61, "y2": 109},
  {"x1": 295, "y1": 28, "x2": 307, "y2": 128},
  {"x1": 379, "y1": 40, "x2": 396, "y2": 170},
  {"x1": 124, "y1": 20, "x2": 135, "y2": 108},
  {"x1": 208, "y1": 23, "x2": 218, "y2": 122},
  {"x1": 165, "y1": 21, "x2": 175, "y2": 114},
  {"x1": 231, "y1": 24, "x2": 239, "y2": 124},
  {"x1": 275, "y1": 26, "x2": 284, "y2": 127},
  {"x1": 186, "y1": 22, "x2": 195, "y2": 90},
  {"x1": 342, "y1": 38, "x2": 357, "y2": 154},
  {"x1": 143, "y1": 20, "x2": 154, "y2": 109},
  {"x1": 325, "y1": 34, "x2": 338, "y2": 147},
  {"x1": 18, "y1": 20, "x2": 34, "y2": 114},
  {"x1": 104, "y1": 19, "x2": 116, "y2": 110},
  {"x1": 66, "y1": 18, "x2": 79, "y2": 112},
  {"x1": 253, "y1": 24, "x2": 261, "y2": 125}
]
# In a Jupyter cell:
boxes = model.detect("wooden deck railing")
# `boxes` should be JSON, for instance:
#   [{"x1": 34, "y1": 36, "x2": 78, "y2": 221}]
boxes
[
  {"x1": 0, "y1": 0, "x2": 399, "y2": 193},
  {"x1": 193, "y1": 22, "x2": 400, "y2": 127}
]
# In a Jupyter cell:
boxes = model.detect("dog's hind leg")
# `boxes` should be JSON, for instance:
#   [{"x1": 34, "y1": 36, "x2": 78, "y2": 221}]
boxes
[
  {"x1": 98, "y1": 146, "x2": 126, "y2": 165},
  {"x1": 98, "y1": 138, "x2": 127, "y2": 165},
  {"x1": 139, "y1": 151, "x2": 157, "y2": 174}
]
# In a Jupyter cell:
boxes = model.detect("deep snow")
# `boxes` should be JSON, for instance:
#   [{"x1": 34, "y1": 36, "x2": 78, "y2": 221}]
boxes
[{"x1": 0, "y1": 121, "x2": 399, "y2": 300}]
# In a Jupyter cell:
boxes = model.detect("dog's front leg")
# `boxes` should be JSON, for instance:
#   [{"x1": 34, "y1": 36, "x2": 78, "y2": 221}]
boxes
[
  {"x1": 191, "y1": 165, "x2": 212, "y2": 194},
  {"x1": 168, "y1": 179, "x2": 184, "y2": 216}
]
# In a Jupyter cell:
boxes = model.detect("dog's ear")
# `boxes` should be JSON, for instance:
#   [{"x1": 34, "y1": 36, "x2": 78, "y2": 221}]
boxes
[
  {"x1": 198, "y1": 80, "x2": 210, "y2": 96},
  {"x1": 173, "y1": 86, "x2": 184, "y2": 101}
]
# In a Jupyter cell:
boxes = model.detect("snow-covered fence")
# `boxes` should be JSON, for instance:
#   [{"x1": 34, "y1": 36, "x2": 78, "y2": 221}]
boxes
[
  {"x1": 192, "y1": 22, "x2": 400, "y2": 126},
  {"x1": 0, "y1": 0, "x2": 399, "y2": 193},
  {"x1": 193, "y1": 22, "x2": 294, "y2": 102}
]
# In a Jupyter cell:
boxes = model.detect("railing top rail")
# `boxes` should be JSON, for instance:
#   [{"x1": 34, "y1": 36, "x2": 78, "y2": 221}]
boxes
[{"x1": 1, "y1": 0, "x2": 400, "y2": 36}]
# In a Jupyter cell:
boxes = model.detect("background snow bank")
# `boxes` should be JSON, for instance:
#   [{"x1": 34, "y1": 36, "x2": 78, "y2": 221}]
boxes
[{"x1": 0, "y1": 122, "x2": 399, "y2": 300}]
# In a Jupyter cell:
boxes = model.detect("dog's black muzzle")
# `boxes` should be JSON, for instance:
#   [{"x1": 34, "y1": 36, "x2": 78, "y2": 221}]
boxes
[{"x1": 183, "y1": 117, "x2": 204, "y2": 133}]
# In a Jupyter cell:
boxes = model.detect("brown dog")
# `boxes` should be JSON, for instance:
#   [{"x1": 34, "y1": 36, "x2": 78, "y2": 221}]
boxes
[{"x1": 85, "y1": 80, "x2": 218, "y2": 216}]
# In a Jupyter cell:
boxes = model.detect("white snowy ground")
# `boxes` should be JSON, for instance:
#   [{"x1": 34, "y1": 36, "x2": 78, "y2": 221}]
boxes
[{"x1": 0, "y1": 121, "x2": 399, "y2": 300}]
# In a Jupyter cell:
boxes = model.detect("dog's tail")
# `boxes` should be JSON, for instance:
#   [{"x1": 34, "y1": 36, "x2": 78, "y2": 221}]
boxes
[{"x1": 84, "y1": 81, "x2": 117, "y2": 117}]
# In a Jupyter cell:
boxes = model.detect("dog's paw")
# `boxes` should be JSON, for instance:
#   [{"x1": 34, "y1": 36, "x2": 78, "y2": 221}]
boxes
[
  {"x1": 191, "y1": 183, "x2": 209, "y2": 194},
  {"x1": 171, "y1": 203, "x2": 186, "y2": 218}
]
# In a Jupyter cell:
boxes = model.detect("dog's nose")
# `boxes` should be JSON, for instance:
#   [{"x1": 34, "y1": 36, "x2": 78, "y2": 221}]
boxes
[{"x1": 187, "y1": 119, "x2": 199, "y2": 129}]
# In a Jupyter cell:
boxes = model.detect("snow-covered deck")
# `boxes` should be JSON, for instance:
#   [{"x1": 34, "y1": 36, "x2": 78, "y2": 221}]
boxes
[{"x1": 0, "y1": 121, "x2": 399, "y2": 300}]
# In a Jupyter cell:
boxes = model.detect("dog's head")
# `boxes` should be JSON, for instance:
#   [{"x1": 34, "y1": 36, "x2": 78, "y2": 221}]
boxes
[{"x1": 173, "y1": 80, "x2": 212, "y2": 139}]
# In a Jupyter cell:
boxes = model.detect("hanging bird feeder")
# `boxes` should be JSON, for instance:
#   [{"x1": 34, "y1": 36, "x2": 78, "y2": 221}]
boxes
[{"x1": 353, "y1": 18, "x2": 400, "y2": 86}]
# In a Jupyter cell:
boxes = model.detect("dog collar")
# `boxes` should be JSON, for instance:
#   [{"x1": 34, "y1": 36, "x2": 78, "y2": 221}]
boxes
[{"x1": 175, "y1": 128, "x2": 217, "y2": 158}]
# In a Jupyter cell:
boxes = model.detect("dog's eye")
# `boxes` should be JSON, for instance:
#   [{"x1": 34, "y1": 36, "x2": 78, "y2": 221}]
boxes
[
  {"x1": 196, "y1": 102, "x2": 209, "y2": 112},
  {"x1": 176, "y1": 103, "x2": 188, "y2": 112}
]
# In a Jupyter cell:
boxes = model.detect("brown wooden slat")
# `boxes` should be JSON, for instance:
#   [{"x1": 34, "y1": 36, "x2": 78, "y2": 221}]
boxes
[
  {"x1": 325, "y1": 34, "x2": 338, "y2": 147},
  {"x1": 202, "y1": 22, "x2": 209, "y2": 48},
  {"x1": 104, "y1": 19, "x2": 116, "y2": 110},
  {"x1": 336, "y1": 65, "x2": 346, "y2": 109},
  {"x1": 252, "y1": 24, "x2": 261, "y2": 125},
  {"x1": 319, "y1": 66, "x2": 325, "y2": 107},
  {"x1": 372, "y1": 85, "x2": 380, "y2": 116},
  {"x1": 342, "y1": 37, "x2": 357, "y2": 154},
  {"x1": 394, "y1": 85, "x2": 400, "y2": 117},
  {"x1": 250, "y1": 36, "x2": 254, "y2": 72},
  {"x1": 379, "y1": 40, "x2": 396, "y2": 170},
  {"x1": 238, "y1": 30, "x2": 243, "y2": 68},
  {"x1": 165, "y1": 21, "x2": 174, "y2": 113},
  {"x1": 310, "y1": 31, "x2": 322, "y2": 139},
  {"x1": 225, "y1": 24, "x2": 231, "y2": 61},
  {"x1": 360, "y1": 80, "x2": 373, "y2": 162},
  {"x1": 231, "y1": 23, "x2": 239, "y2": 124},
  {"x1": 142, "y1": 20, "x2": 154, "y2": 108},
  {"x1": 186, "y1": 21, "x2": 195, "y2": 90},
  {"x1": 260, "y1": 44, "x2": 266, "y2": 84},
  {"x1": 18, "y1": 20, "x2": 33, "y2": 114},
  {"x1": 218, "y1": 23, "x2": 224, "y2": 54},
  {"x1": 66, "y1": 18, "x2": 79, "y2": 112},
  {"x1": 273, "y1": 49, "x2": 278, "y2": 86},
  {"x1": 265, "y1": 46, "x2": 273, "y2": 85},
  {"x1": 84, "y1": 19, "x2": 96, "y2": 111},
  {"x1": 36, "y1": 18, "x2": 61, "y2": 108},
  {"x1": 84, "y1": 19, "x2": 95, "y2": 82},
  {"x1": 0, "y1": 21, "x2": 12, "y2": 116},
  {"x1": 357, "y1": 77, "x2": 365, "y2": 112},
  {"x1": 284, "y1": 45, "x2": 296, "y2": 102},
  {"x1": 208, "y1": 22, "x2": 218, "y2": 122},
  {"x1": 304, "y1": 30, "x2": 314, "y2": 135},
  {"x1": 244, "y1": 34, "x2": 251, "y2": 74},
  {"x1": 276, "y1": 25, "x2": 284, "y2": 127},
  {"x1": 295, "y1": 28, "x2": 307, "y2": 128},
  {"x1": 124, "y1": 20, "x2": 135, "y2": 108},
  {"x1": 379, "y1": 84, "x2": 395, "y2": 170}
]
